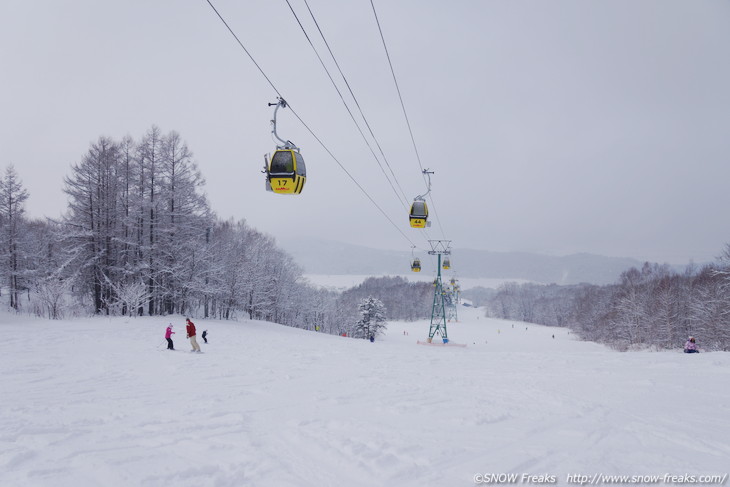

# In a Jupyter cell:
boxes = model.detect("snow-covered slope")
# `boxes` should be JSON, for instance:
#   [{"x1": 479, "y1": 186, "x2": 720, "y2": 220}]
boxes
[{"x1": 1, "y1": 308, "x2": 728, "y2": 486}]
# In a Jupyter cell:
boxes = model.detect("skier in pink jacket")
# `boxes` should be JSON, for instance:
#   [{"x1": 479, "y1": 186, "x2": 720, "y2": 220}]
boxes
[{"x1": 165, "y1": 324, "x2": 175, "y2": 350}]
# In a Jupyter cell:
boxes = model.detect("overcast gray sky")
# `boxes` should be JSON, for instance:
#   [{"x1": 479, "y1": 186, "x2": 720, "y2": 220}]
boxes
[{"x1": 1, "y1": 0, "x2": 728, "y2": 265}]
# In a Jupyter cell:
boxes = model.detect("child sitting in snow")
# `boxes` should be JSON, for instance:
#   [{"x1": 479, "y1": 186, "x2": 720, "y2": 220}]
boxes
[{"x1": 684, "y1": 337, "x2": 699, "y2": 353}]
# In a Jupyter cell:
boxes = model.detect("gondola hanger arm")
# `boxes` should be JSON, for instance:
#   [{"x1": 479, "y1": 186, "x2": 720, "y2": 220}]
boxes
[
  {"x1": 415, "y1": 169, "x2": 434, "y2": 200},
  {"x1": 269, "y1": 97, "x2": 298, "y2": 150}
]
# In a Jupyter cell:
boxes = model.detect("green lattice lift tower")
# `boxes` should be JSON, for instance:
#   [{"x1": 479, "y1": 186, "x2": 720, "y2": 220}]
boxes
[{"x1": 427, "y1": 240, "x2": 451, "y2": 343}]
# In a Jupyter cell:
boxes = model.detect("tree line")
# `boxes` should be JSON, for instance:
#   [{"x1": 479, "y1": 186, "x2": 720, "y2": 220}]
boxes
[
  {"x1": 0, "y1": 127, "x2": 432, "y2": 336},
  {"x1": 338, "y1": 276, "x2": 433, "y2": 322},
  {"x1": 486, "y1": 259, "x2": 730, "y2": 351}
]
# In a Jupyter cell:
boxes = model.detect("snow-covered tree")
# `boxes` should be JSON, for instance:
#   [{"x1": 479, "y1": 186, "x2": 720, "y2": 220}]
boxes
[
  {"x1": 60, "y1": 129, "x2": 212, "y2": 316},
  {"x1": 353, "y1": 296, "x2": 387, "y2": 339},
  {"x1": 62, "y1": 136, "x2": 123, "y2": 314},
  {"x1": 112, "y1": 280, "x2": 149, "y2": 317},
  {"x1": 31, "y1": 275, "x2": 70, "y2": 320},
  {"x1": 0, "y1": 165, "x2": 30, "y2": 310}
]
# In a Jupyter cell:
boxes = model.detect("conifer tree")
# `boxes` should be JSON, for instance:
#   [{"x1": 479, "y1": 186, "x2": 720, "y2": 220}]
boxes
[
  {"x1": 354, "y1": 296, "x2": 387, "y2": 339},
  {"x1": 0, "y1": 165, "x2": 30, "y2": 309}
]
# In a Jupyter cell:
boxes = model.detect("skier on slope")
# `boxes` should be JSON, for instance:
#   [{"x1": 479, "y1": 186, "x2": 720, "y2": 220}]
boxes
[
  {"x1": 186, "y1": 318, "x2": 201, "y2": 353},
  {"x1": 165, "y1": 324, "x2": 175, "y2": 350},
  {"x1": 684, "y1": 336, "x2": 699, "y2": 354},
  {"x1": 202, "y1": 329, "x2": 208, "y2": 344}
]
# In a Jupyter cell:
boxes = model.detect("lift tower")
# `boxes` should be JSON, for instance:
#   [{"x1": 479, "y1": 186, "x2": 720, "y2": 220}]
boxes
[{"x1": 427, "y1": 240, "x2": 451, "y2": 343}]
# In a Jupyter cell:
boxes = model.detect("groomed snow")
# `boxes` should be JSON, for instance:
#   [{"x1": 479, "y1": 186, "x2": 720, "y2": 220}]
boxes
[{"x1": 1, "y1": 306, "x2": 728, "y2": 487}]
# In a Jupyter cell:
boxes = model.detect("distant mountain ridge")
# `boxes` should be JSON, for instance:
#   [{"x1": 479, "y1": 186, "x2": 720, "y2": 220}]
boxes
[{"x1": 277, "y1": 237, "x2": 661, "y2": 286}]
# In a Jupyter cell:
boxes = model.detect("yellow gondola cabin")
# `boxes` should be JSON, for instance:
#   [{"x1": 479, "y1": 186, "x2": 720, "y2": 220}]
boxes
[
  {"x1": 267, "y1": 149, "x2": 306, "y2": 195},
  {"x1": 409, "y1": 200, "x2": 428, "y2": 228}
]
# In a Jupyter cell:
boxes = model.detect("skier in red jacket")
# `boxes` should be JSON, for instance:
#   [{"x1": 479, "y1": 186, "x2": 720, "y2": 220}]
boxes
[{"x1": 186, "y1": 318, "x2": 201, "y2": 352}]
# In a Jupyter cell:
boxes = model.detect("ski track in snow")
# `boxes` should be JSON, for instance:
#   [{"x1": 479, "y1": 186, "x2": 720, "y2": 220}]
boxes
[{"x1": 1, "y1": 307, "x2": 729, "y2": 487}]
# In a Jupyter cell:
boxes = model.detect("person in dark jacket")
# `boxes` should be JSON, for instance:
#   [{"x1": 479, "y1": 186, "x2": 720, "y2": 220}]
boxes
[{"x1": 202, "y1": 329, "x2": 208, "y2": 344}]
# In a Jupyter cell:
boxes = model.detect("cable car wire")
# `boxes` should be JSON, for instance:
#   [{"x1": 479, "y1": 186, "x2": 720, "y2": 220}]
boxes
[
  {"x1": 369, "y1": 0, "x2": 448, "y2": 240},
  {"x1": 300, "y1": 0, "x2": 412, "y2": 209},
  {"x1": 285, "y1": 0, "x2": 434, "y2": 252},
  {"x1": 204, "y1": 0, "x2": 281, "y2": 97},
  {"x1": 283, "y1": 0, "x2": 410, "y2": 212},
  {"x1": 287, "y1": 107, "x2": 419, "y2": 248},
  {"x1": 369, "y1": 1, "x2": 423, "y2": 176},
  {"x1": 295, "y1": 0, "x2": 435, "y2": 251},
  {"x1": 203, "y1": 0, "x2": 421, "y2": 249}
]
